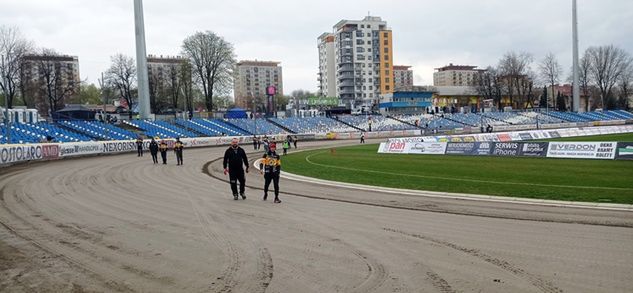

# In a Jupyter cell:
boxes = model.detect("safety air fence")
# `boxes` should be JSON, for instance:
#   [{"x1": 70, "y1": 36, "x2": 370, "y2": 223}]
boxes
[{"x1": 379, "y1": 125, "x2": 633, "y2": 160}]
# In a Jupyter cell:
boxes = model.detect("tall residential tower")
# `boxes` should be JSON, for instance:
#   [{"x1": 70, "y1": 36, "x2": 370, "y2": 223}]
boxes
[{"x1": 318, "y1": 16, "x2": 394, "y2": 111}]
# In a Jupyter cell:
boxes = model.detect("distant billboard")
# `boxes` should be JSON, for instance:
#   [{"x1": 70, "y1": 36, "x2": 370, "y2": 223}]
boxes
[{"x1": 306, "y1": 96, "x2": 339, "y2": 106}]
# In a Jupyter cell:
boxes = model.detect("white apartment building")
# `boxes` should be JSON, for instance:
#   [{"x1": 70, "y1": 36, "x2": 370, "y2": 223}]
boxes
[
  {"x1": 318, "y1": 16, "x2": 394, "y2": 111},
  {"x1": 317, "y1": 33, "x2": 336, "y2": 98}
]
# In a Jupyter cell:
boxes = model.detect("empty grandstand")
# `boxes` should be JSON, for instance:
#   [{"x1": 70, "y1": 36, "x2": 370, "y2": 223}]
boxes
[
  {"x1": 226, "y1": 118, "x2": 285, "y2": 135},
  {"x1": 1, "y1": 110, "x2": 632, "y2": 144},
  {"x1": 124, "y1": 120, "x2": 197, "y2": 138},
  {"x1": 60, "y1": 120, "x2": 137, "y2": 140},
  {"x1": 270, "y1": 117, "x2": 358, "y2": 133},
  {"x1": 1, "y1": 122, "x2": 92, "y2": 144},
  {"x1": 338, "y1": 115, "x2": 418, "y2": 131}
]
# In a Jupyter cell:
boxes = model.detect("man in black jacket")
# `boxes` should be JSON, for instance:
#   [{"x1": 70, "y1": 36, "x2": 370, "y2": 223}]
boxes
[
  {"x1": 149, "y1": 138, "x2": 159, "y2": 164},
  {"x1": 223, "y1": 138, "x2": 249, "y2": 200},
  {"x1": 259, "y1": 142, "x2": 282, "y2": 203},
  {"x1": 136, "y1": 137, "x2": 144, "y2": 157}
]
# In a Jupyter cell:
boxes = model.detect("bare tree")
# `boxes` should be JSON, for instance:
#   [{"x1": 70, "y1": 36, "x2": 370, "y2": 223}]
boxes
[
  {"x1": 578, "y1": 52, "x2": 593, "y2": 111},
  {"x1": 0, "y1": 26, "x2": 33, "y2": 108},
  {"x1": 167, "y1": 64, "x2": 181, "y2": 110},
  {"x1": 538, "y1": 52, "x2": 562, "y2": 110},
  {"x1": 586, "y1": 45, "x2": 631, "y2": 110},
  {"x1": 498, "y1": 51, "x2": 534, "y2": 109},
  {"x1": 105, "y1": 54, "x2": 136, "y2": 119},
  {"x1": 36, "y1": 49, "x2": 81, "y2": 116},
  {"x1": 181, "y1": 31, "x2": 236, "y2": 112},
  {"x1": 618, "y1": 61, "x2": 632, "y2": 110},
  {"x1": 179, "y1": 60, "x2": 194, "y2": 117},
  {"x1": 475, "y1": 67, "x2": 503, "y2": 110}
]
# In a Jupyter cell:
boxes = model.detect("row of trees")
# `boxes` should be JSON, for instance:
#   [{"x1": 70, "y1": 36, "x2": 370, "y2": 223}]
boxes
[
  {"x1": 477, "y1": 45, "x2": 632, "y2": 111},
  {"x1": 0, "y1": 25, "x2": 240, "y2": 118}
]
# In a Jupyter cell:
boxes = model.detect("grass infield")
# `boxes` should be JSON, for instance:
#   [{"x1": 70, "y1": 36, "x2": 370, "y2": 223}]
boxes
[{"x1": 283, "y1": 134, "x2": 633, "y2": 204}]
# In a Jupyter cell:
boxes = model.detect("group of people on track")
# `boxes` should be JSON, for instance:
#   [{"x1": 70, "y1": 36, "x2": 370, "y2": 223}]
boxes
[
  {"x1": 136, "y1": 137, "x2": 184, "y2": 165},
  {"x1": 223, "y1": 138, "x2": 283, "y2": 203},
  {"x1": 135, "y1": 135, "x2": 284, "y2": 203}
]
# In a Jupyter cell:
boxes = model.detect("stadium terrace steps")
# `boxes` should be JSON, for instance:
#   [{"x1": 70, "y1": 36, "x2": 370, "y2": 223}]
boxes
[
  {"x1": 387, "y1": 115, "x2": 421, "y2": 129},
  {"x1": 266, "y1": 118, "x2": 297, "y2": 134},
  {"x1": 333, "y1": 117, "x2": 365, "y2": 132}
]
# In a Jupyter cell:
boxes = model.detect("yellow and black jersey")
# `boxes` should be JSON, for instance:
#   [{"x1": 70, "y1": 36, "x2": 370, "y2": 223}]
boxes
[
  {"x1": 174, "y1": 141, "x2": 184, "y2": 151},
  {"x1": 159, "y1": 142, "x2": 168, "y2": 152},
  {"x1": 260, "y1": 152, "x2": 281, "y2": 173}
]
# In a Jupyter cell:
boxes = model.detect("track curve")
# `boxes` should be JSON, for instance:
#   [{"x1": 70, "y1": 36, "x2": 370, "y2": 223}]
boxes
[{"x1": 1, "y1": 139, "x2": 632, "y2": 292}]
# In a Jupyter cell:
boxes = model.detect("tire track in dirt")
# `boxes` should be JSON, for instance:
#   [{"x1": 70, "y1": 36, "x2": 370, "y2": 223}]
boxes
[
  {"x1": 0, "y1": 185, "x2": 134, "y2": 293},
  {"x1": 384, "y1": 228, "x2": 563, "y2": 293},
  {"x1": 185, "y1": 190, "x2": 240, "y2": 293}
]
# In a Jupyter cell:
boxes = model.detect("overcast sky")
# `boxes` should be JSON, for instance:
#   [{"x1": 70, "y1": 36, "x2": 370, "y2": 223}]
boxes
[{"x1": 3, "y1": 0, "x2": 632, "y2": 95}]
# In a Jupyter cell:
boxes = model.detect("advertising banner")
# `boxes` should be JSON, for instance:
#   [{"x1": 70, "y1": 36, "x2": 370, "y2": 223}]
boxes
[
  {"x1": 547, "y1": 142, "x2": 617, "y2": 160},
  {"x1": 0, "y1": 144, "x2": 44, "y2": 164},
  {"x1": 383, "y1": 141, "x2": 411, "y2": 154},
  {"x1": 615, "y1": 142, "x2": 633, "y2": 160},
  {"x1": 519, "y1": 142, "x2": 548, "y2": 157},
  {"x1": 59, "y1": 142, "x2": 103, "y2": 157},
  {"x1": 408, "y1": 142, "x2": 447, "y2": 155},
  {"x1": 445, "y1": 142, "x2": 492, "y2": 155},
  {"x1": 491, "y1": 142, "x2": 521, "y2": 156},
  {"x1": 547, "y1": 131, "x2": 561, "y2": 138},
  {"x1": 518, "y1": 132, "x2": 533, "y2": 140},
  {"x1": 41, "y1": 144, "x2": 60, "y2": 160}
]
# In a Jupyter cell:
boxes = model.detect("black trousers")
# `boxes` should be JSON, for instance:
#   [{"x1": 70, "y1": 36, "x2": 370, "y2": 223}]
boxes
[
  {"x1": 137, "y1": 146, "x2": 143, "y2": 156},
  {"x1": 151, "y1": 151, "x2": 158, "y2": 163},
  {"x1": 175, "y1": 151, "x2": 183, "y2": 165},
  {"x1": 229, "y1": 170, "x2": 245, "y2": 195},
  {"x1": 160, "y1": 151, "x2": 167, "y2": 164},
  {"x1": 264, "y1": 172, "x2": 280, "y2": 199}
]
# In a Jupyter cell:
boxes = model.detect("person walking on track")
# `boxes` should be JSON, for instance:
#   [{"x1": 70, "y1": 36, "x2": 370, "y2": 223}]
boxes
[
  {"x1": 159, "y1": 140, "x2": 168, "y2": 164},
  {"x1": 149, "y1": 137, "x2": 159, "y2": 164},
  {"x1": 223, "y1": 138, "x2": 249, "y2": 200},
  {"x1": 174, "y1": 138, "x2": 184, "y2": 165},
  {"x1": 136, "y1": 137, "x2": 144, "y2": 157},
  {"x1": 360, "y1": 133, "x2": 365, "y2": 144},
  {"x1": 282, "y1": 139, "x2": 290, "y2": 155},
  {"x1": 260, "y1": 142, "x2": 282, "y2": 203}
]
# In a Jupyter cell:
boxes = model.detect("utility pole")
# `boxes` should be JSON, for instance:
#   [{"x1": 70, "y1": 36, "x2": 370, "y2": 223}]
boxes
[
  {"x1": 1, "y1": 54, "x2": 11, "y2": 144},
  {"x1": 572, "y1": 0, "x2": 580, "y2": 112}
]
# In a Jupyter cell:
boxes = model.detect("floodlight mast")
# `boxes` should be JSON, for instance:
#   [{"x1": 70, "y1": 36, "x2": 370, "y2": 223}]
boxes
[
  {"x1": 572, "y1": 0, "x2": 580, "y2": 112},
  {"x1": 134, "y1": 0, "x2": 151, "y2": 119}
]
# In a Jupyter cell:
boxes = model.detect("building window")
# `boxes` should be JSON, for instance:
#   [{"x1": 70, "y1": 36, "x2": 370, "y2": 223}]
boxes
[
  {"x1": 385, "y1": 78, "x2": 390, "y2": 83},
  {"x1": 384, "y1": 62, "x2": 389, "y2": 67},
  {"x1": 383, "y1": 40, "x2": 388, "y2": 45},
  {"x1": 385, "y1": 70, "x2": 389, "y2": 75},
  {"x1": 383, "y1": 32, "x2": 388, "y2": 37},
  {"x1": 383, "y1": 47, "x2": 388, "y2": 53},
  {"x1": 384, "y1": 55, "x2": 389, "y2": 60},
  {"x1": 385, "y1": 85, "x2": 390, "y2": 91}
]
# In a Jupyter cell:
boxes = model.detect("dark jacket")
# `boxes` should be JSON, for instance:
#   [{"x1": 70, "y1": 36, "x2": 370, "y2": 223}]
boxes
[
  {"x1": 223, "y1": 146, "x2": 248, "y2": 171},
  {"x1": 260, "y1": 151, "x2": 281, "y2": 174},
  {"x1": 149, "y1": 141, "x2": 159, "y2": 153}
]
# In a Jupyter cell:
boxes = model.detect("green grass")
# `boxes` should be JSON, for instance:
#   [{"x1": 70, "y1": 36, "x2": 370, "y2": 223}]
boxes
[
  {"x1": 283, "y1": 141, "x2": 633, "y2": 204},
  {"x1": 540, "y1": 132, "x2": 633, "y2": 142}
]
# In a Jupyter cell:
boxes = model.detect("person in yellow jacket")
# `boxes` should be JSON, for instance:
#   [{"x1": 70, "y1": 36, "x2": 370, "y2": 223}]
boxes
[
  {"x1": 174, "y1": 138, "x2": 184, "y2": 165},
  {"x1": 159, "y1": 140, "x2": 168, "y2": 164},
  {"x1": 259, "y1": 142, "x2": 282, "y2": 203}
]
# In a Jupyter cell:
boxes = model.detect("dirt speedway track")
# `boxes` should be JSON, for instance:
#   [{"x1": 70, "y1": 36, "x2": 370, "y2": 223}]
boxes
[{"x1": 1, "y1": 139, "x2": 632, "y2": 292}]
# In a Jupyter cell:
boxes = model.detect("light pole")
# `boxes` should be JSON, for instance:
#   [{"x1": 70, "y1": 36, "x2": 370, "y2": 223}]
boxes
[{"x1": 1, "y1": 54, "x2": 11, "y2": 144}]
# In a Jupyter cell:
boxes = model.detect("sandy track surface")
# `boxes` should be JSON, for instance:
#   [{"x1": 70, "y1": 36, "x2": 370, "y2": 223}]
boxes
[{"x1": 1, "y1": 139, "x2": 632, "y2": 292}]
